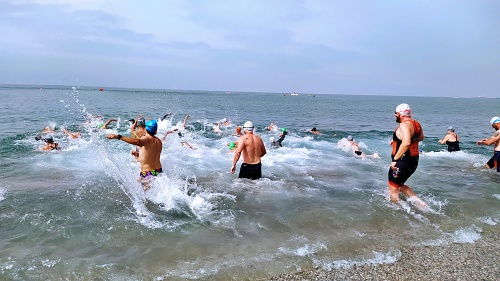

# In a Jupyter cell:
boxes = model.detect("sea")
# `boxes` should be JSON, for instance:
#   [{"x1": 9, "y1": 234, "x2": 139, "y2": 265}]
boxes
[{"x1": 0, "y1": 84, "x2": 499, "y2": 280}]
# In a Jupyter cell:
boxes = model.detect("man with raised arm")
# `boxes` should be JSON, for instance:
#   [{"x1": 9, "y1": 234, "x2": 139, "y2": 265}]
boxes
[{"x1": 107, "y1": 120, "x2": 162, "y2": 190}]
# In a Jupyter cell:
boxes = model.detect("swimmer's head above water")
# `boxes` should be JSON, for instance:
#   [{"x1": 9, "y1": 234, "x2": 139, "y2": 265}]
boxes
[
  {"x1": 243, "y1": 121, "x2": 254, "y2": 132},
  {"x1": 145, "y1": 120, "x2": 158, "y2": 135}
]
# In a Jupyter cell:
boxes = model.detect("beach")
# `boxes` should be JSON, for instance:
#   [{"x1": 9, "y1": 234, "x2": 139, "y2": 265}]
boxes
[{"x1": 270, "y1": 226, "x2": 500, "y2": 280}]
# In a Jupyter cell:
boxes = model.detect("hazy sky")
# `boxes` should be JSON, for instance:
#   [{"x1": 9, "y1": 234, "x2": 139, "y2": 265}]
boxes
[{"x1": 1, "y1": 0, "x2": 499, "y2": 97}]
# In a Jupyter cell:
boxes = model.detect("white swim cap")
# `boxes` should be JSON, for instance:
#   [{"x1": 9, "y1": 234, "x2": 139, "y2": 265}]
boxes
[
  {"x1": 490, "y1": 116, "x2": 500, "y2": 125},
  {"x1": 447, "y1": 126, "x2": 455, "y2": 132},
  {"x1": 270, "y1": 137, "x2": 275, "y2": 142},
  {"x1": 346, "y1": 135, "x2": 353, "y2": 141},
  {"x1": 243, "y1": 121, "x2": 254, "y2": 132},
  {"x1": 395, "y1": 103, "x2": 411, "y2": 116}
]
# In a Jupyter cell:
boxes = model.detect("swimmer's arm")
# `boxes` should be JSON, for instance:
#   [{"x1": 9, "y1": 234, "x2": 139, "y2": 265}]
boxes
[
  {"x1": 438, "y1": 134, "x2": 449, "y2": 144},
  {"x1": 101, "y1": 118, "x2": 116, "y2": 129},
  {"x1": 107, "y1": 134, "x2": 147, "y2": 146},
  {"x1": 231, "y1": 137, "x2": 245, "y2": 172},
  {"x1": 480, "y1": 131, "x2": 500, "y2": 146}
]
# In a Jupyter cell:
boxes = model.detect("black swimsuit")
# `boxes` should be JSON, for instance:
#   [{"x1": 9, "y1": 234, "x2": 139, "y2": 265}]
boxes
[{"x1": 446, "y1": 140, "x2": 460, "y2": 152}]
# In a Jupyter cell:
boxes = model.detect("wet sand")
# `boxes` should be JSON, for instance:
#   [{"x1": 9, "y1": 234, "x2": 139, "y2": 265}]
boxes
[{"x1": 270, "y1": 227, "x2": 499, "y2": 281}]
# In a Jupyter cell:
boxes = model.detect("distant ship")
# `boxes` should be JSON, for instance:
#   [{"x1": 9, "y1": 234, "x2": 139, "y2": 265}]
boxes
[{"x1": 291, "y1": 92, "x2": 299, "y2": 96}]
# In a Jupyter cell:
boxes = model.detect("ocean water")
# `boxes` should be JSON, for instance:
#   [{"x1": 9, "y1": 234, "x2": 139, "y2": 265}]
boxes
[{"x1": 0, "y1": 85, "x2": 499, "y2": 280}]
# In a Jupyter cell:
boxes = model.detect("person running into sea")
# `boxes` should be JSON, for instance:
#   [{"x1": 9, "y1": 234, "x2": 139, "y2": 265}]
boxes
[
  {"x1": 388, "y1": 103, "x2": 426, "y2": 206},
  {"x1": 476, "y1": 116, "x2": 500, "y2": 172},
  {"x1": 231, "y1": 121, "x2": 266, "y2": 179},
  {"x1": 438, "y1": 126, "x2": 461, "y2": 152},
  {"x1": 107, "y1": 120, "x2": 163, "y2": 190}
]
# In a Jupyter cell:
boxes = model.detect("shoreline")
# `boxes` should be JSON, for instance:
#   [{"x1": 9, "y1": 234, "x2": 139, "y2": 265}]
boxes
[{"x1": 270, "y1": 227, "x2": 499, "y2": 281}]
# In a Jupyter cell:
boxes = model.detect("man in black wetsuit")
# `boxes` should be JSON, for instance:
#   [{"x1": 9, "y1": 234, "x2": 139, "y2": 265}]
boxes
[{"x1": 388, "y1": 103, "x2": 426, "y2": 206}]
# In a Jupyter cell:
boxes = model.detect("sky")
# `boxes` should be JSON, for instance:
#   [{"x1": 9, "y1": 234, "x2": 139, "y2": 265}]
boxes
[{"x1": 1, "y1": 0, "x2": 499, "y2": 97}]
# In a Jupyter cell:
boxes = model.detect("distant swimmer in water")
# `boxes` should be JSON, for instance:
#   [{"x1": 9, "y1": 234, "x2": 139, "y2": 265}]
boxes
[
  {"x1": 213, "y1": 122, "x2": 222, "y2": 133},
  {"x1": 231, "y1": 121, "x2": 266, "y2": 179},
  {"x1": 438, "y1": 126, "x2": 461, "y2": 152},
  {"x1": 388, "y1": 103, "x2": 426, "y2": 206},
  {"x1": 40, "y1": 136, "x2": 60, "y2": 151},
  {"x1": 270, "y1": 128, "x2": 288, "y2": 148},
  {"x1": 233, "y1": 126, "x2": 243, "y2": 137},
  {"x1": 476, "y1": 116, "x2": 500, "y2": 172},
  {"x1": 162, "y1": 128, "x2": 195, "y2": 150},
  {"x1": 310, "y1": 127, "x2": 321, "y2": 135},
  {"x1": 43, "y1": 126, "x2": 55, "y2": 133},
  {"x1": 131, "y1": 117, "x2": 146, "y2": 139},
  {"x1": 62, "y1": 128, "x2": 81, "y2": 139},
  {"x1": 107, "y1": 120, "x2": 163, "y2": 191},
  {"x1": 130, "y1": 117, "x2": 147, "y2": 160},
  {"x1": 265, "y1": 122, "x2": 278, "y2": 131},
  {"x1": 99, "y1": 118, "x2": 118, "y2": 130},
  {"x1": 161, "y1": 113, "x2": 173, "y2": 121},
  {"x1": 346, "y1": 136, "x2": 379, "y2": 158}
]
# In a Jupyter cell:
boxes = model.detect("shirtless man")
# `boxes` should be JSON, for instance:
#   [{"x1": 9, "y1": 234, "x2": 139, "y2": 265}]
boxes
[
  {"x1": 388, "y1": 103, "x2": 426, "y2": 206},
  {"x1": 477, "y1": 116, "x2": 500, "y2": 172},
  {"x1": 231, "y1": 121, "x2": 266, "y2": 179},
  {"x1": 107, "y1": 120, "x2": 163, "y2": 190}
]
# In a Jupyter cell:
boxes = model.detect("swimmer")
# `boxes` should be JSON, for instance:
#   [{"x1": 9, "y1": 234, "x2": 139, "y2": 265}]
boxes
[
  {"x1": 477, "y1": 116, "x2": 500, "y2": 172},
  {"x1": 231, "y1": 121, "x2": 266, "y2": 179},
  {"x1": 40, "y1": 136, "x2": 60, "y2": 151},
  {"x1": 62, "y1": 128, "x2": 81, "y2": 139},
  {"x1": 310, "y1": 127, "x2": 321, "y2": 135},
  {"x1": 265, "y1": 122, "x2": 278, "y2": 131},
  {"x1": 270, "y1": 128, "x2": 288, "y2": 148},
  {"x1": 438, "y1": 126, "x2": 461, "y2": 152},
  {"x1": 388, "y1": 103, "x2": 426, "y2": 206},
  {"x1": 99, "y1": 118, "x2": 117, "y2": 130},
  {"x1": 233, "y1": 126, "x2": 243, "y2": 136},
  {"x1": 107, "y1": 120, "x2": 163, "y2": 191},
  {"x1": 346, "y1": 136, "x2": 380, "y2": 158}
]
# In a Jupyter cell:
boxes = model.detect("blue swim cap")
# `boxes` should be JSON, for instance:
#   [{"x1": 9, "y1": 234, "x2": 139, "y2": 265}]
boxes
[{"x1": 145, "y1": 120, "x2": 158, "y2": 134}]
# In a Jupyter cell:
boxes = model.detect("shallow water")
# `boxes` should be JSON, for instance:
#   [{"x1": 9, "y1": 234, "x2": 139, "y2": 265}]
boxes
[{"x1": 0, "y1": 85, "x2": 499, "y2": 280}]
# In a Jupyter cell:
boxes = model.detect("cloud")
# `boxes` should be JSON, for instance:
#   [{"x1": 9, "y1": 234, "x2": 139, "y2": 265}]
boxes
[{"x1": 1, "y1": 0, "x2": 499, "y2": 96}]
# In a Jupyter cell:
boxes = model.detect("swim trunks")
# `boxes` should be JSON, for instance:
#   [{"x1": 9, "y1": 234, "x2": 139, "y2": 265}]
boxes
[
  {"x1": 494, "y1": 151, "x2": 500, "y2": 172},
  {"x1": 388, "y1": 158, "x2": 419, "y2": 188},
  {"x1": 239, "y1": 162, "x2": 262, "y2": 180},
  {"x1": 354, "y1": 151, "x2": 362, "y2": 156},
  {"x1": 140, "y1": 168, "x2": 163, "y2": 178}
]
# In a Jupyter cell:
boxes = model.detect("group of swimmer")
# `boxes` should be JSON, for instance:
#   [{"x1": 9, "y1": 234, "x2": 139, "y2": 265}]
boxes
[{"x1": 37, "y1": 103, "x2": 500, "y2": 206}]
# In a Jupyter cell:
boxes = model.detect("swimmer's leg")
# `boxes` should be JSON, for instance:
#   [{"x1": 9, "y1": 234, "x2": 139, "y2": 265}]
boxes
[
  {"x1": 399, "y1": 185, "x2": 427, "y2": 206},
  {"x1": 388, "y1": 184, "x2": 400, "y2": 204}
]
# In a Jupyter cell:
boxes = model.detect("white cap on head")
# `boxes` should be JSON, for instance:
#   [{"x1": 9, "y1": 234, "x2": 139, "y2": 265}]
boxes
[
  {"x1": 396, "y1": 103, "x2": 412, "y2": 116},
  {"x1": 447, "y1": 126, "x2": 455, "y2": 132},
  {"x1": 243, "y1": 121, "x2": 254, "y2": 132},
  {"x1": 270, "y1": 137, "x2": 275, "y2": 142},
  {"x1": 490, "y1": 116, "x2": 500, "y2": 126}
]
